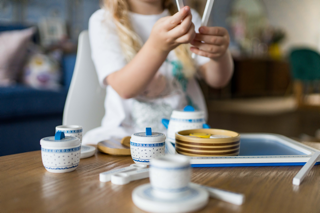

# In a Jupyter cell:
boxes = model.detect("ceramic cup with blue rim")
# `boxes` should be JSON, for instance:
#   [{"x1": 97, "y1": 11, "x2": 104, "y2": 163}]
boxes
[
  {"x1": 149, "y1": 154, "x2": 191, "y2": 199},
  {"x1": 40, "y1": 132, "x2": 81, "y2": 173},
  {"x1": 162, "y1": 105, "x2": 210, "y2": 144},
  {"x1": 130, "y1": 128, "x2": 166, "y2": 165},
  {"x1": 56, "y1": 125, "x2": 83, "y2": 145}
]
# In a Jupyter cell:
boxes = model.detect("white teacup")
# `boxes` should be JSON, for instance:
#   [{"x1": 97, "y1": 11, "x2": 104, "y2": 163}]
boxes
[
  {"x1": 149, "y1": 154, "x2": 191, "y2": 199},
  {"x1": 56, "y1": 125, "x2": 83, "y2": 145}
]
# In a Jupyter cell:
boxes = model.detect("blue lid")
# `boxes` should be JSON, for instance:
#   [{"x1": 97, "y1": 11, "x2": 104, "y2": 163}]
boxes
[
  {"x1": 131, "y1": 127, "x2": 166, "y2": 143},
  {"x1": 146, "y1": 127, "x2": 152, "y2": 136},
  {"x1": 40, "y1": 135, "x2": 80, "y2": 147},
  {"x1": 183, "y1": 105, "x2": 195, "y2": 112},
  {"x1": 55, "y1": 132, "x2": 65, "y2": 140}
]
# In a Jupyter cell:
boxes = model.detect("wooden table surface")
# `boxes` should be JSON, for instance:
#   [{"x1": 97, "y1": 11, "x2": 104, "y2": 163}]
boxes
[{"x1": 1, "y1": 150, "x2": 320, "y2": 213}]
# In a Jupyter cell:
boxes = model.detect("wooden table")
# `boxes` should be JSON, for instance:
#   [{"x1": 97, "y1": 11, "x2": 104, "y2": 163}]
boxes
[{"x1": 1, "y1": 150, "x2": 320, "y2": 213}]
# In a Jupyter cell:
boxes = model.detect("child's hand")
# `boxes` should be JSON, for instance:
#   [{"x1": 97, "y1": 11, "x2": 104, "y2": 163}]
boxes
[
  {"x1": 148, "y1": 6, "x2": 195, "y2": 53},
  {"x1": 190, "y1": 26, "x2": 230, "y2": 60}
]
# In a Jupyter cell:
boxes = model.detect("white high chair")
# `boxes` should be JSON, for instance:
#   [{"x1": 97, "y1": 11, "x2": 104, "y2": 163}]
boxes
[{"x1": 63, "y1": 31, "x2": 106, "y2": 135}]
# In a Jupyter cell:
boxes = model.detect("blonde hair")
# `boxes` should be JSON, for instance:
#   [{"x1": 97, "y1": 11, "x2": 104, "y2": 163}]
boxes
[{"x1": 103, "y1": 0, "x2": 196, "y2": 78}]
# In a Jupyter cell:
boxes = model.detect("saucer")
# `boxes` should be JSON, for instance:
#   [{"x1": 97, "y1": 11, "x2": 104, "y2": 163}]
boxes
[
  {"x1": 80, "y1": 145, "x2": 96, "y2": 159},
  {"x1": 132, "y1": 183, "x2": 208, "y2": 213}
]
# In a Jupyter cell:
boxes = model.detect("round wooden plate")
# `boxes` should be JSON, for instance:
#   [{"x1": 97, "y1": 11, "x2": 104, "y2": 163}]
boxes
[
  {"x1": 176, "y1": 149, "x2": 239, "y2": 157},
  {"x1": 175, "y1": 140, "x2": 240, "y2": 148},
  {"x1": 120, "y1": 136, "x2": 131, "y2": 147},
  {"x1": 176, "y1": 145, "x2": 239, "y2": 153},
  {"x1": 176, "y1": 129, "x2": 240, "y2": 144},
  {"x1": 176, "y1": 142, "x2": 240, "y2": 150},
  {"x1": 98, "y1": 138, "x2": 131, "y2": 156},
  {"x1": 175, "y1": 129, "x2": 240, "y2": 157}
]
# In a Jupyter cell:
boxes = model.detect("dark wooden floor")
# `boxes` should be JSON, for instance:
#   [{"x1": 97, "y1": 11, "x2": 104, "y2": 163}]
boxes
[{"x1": 208, "y1": 109, "x2": 320, "y2": 138}]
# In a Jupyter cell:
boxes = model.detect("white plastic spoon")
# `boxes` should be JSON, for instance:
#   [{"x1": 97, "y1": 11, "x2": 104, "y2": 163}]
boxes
[
  {"x1": 190, "y1": 183, "x2": 245, "y2": 205},
  {"x1": 99, "y1": 164, "x2": 148, "y2": 182},
  {"x1": 111, "y1": 168, "x2": 150, "y2": 185},
  {"x1": 293, "y1": 152, "x2": 320, "y2": 185}
]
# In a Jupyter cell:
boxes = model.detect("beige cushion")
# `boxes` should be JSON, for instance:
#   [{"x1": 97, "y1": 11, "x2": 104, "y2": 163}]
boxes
[{"x1": 0, "y1": 28, "x2": 35, "y2": 86}]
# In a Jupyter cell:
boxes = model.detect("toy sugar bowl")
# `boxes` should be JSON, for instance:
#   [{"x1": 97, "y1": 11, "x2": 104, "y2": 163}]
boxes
[
  {"x1": 130, "y1": 128, "x2": 166, "y2": 164},
  {"x1": 40, "y1": 132, "x2": 81, "y2": 173}
]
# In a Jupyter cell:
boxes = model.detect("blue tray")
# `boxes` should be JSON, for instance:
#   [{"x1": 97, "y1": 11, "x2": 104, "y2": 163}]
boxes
[{"x1": 166, "y1": 134, "x2": 320, "y2": 167}]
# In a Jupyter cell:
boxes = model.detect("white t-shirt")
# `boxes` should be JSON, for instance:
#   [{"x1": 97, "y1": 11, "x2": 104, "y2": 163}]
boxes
[{"x1": 83, "y1": 8, "x2": 210, "y2": 144}]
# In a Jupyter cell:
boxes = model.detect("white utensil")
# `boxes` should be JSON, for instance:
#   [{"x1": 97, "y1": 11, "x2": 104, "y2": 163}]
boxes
[
  {"x1": 190, "y1": 183, "x2": 245, "y2": 205},
  {"x1": 111, "y1": 168, "x2": 150, "y2": 185},
  {"x1": 192, "y1": 0, "x2": 215, "y2": 59},
  {"x1": 176, "y1": 0, "x2": 185, "y2": 11},
  {"x1": 99, "y1": 164, "x2": 148, "y2": 182},
  {"x1": 293, "y1": 152, "x2": 320, "y2": 185}
]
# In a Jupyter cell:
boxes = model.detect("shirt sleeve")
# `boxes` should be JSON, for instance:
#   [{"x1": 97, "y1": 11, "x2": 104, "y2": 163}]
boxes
[
  {"x1": 88, "y1": 9, "x2": 127, "y2": 87},
  {"x1": 191, "y1": 9, "x2": 211, "y2": 68}
]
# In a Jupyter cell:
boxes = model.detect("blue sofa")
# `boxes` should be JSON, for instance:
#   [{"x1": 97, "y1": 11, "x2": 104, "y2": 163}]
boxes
[{"x1": 0, "y1": 24, "x2": 76, "y2": 156}]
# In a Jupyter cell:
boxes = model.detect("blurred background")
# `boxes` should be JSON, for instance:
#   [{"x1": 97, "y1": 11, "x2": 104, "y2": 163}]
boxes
[{"x1": 1, "y1": 0, "x2": 320, "y2": 156}]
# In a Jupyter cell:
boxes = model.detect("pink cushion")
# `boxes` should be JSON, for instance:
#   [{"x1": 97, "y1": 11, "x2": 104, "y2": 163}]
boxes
[{"x1": 0, "y1": 28, "x2": 35, "y2": 86}]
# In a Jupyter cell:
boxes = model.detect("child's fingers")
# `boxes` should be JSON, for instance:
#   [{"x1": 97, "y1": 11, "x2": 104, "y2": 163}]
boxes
[
  {"x1": 190, "y1": 46, "x2": 221, "y2": 59},
  {"x1": 175, "y1": 23, "x2": 195, "y2": 43},
  {"x1": 193, "y1": 34, "x2": 225, "y2": 45},
  {"x1": 199, "y1": 26, "x2": 227, "y2": 36},
  {"x1": 191, "y1": 41, "x2": 224, "y2": 53},
  {"x1": 169, "y1": 13, "x2": 193, "y2": 38},
  {"x1": 165, "y1": 6, "x2": 190, "y2": 30}
]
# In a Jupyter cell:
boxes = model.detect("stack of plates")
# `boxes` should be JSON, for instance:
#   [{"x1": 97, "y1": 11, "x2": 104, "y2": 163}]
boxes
[{"x1": 175, "y1": 129, "x2": 240, "y2": 157}]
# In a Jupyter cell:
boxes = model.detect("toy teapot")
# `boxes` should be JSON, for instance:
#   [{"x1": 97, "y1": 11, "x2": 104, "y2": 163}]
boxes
[{"x1": 161, "y1": 105, "x2": 210, "y2": 144}]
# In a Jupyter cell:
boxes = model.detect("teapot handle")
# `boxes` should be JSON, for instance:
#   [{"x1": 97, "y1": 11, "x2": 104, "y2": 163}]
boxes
[
  {"x1": 202, "y1": 123, "x2": 210, "y2": 129},
  {"x1": 162, "y1": 119, "x2": 170, "y2": 129}
]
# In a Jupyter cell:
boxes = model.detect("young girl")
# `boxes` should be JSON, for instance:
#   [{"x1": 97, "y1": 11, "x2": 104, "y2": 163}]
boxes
[{"x1": 83, "y1": 0, "x2": 233, "y2": 144}]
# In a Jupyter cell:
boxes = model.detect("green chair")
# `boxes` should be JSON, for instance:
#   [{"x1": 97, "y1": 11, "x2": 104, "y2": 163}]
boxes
[
  {"x1": 289, "y1": 48, "x2": 320, "y2": 108},
  {"x1": 289, "y1": 49, "x2": 320, "y2": 81}
]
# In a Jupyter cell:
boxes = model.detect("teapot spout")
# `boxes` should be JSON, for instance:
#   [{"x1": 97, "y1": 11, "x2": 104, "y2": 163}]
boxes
[{"x1": 161, "y1": 119, "x2": 170, "y2": 129}]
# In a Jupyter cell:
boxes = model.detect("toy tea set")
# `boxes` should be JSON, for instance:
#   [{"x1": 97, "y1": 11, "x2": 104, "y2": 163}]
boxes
[
  {"x1": 39, "y1": 0, "x2": 320, "y2": 209},
  {"x1": 39, "y1": 105, "x2": 320, "y2": 212},
  {"x1": 39, "y1": 106, "x2": 244, "y2": 212}
]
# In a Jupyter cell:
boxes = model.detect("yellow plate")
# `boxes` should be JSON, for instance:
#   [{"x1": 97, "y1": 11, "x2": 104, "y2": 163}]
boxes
[{"x1": 189, "y1": 133, "x2": 211, "y2": 138}]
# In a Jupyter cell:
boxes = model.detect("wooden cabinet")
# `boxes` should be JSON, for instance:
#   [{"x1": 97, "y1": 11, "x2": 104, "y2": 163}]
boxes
[{"x1": 200, "y1": 58, "x2": 292, "y2": 99}]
